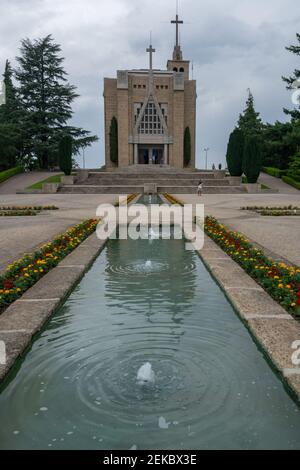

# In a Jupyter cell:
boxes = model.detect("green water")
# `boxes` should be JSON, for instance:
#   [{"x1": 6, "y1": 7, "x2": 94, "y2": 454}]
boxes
[{"x1": 0, "y1": 230, "x2": 299, "y2": 450}]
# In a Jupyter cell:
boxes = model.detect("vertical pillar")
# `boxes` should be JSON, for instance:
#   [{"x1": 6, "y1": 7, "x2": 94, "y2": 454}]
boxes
[
  {"x1": 134, "y1": 144, "x2": 138, "y2": 165},
  {"x1": 164, "y1": 144, "x2": 168, "y2": 165},
  {"x1": 149, "y1": 148, "x2": 153, "y2": 165}
]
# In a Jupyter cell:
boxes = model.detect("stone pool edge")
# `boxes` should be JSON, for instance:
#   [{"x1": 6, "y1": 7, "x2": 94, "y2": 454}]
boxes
[
  {"x1": 197, "y1": 234, "x2": 300, "y2": 402},
  {"x1": 0, "y1": 232, "x2": 109, "y2": 385}
]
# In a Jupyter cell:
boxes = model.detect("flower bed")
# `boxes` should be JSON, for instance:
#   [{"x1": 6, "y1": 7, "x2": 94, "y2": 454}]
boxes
[
  {"x1": 204, "y1": 216, "x2": 300, "y2": 316},
  {"x1": 241, "y1": 206, "x2": 300, "y2": 216},
  {"x1": 0, "y1": 219, "x2": 98, "y2": 311},
  {"x1": 163, "y1": 193, "x2": 184, "y2": 206},
  {"x1": 0, "y1": 205, "x2": 59, "y2": 217},
  {"x1": 0, "y1": 210, "x2": 39, "y2": 217},
  {"x1": 0, "y1": 205, "x2": 58, "y2": 211}
]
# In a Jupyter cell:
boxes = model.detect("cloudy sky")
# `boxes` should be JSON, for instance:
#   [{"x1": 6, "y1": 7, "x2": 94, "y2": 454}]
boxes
[{"x1": 0, "y1": 0, "x2": 299, "y2": 168}]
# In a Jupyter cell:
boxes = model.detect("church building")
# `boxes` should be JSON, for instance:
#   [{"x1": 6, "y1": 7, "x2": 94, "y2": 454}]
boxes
[{"x1": 103, "y1": 14, "x2": 196, "y2": 169}]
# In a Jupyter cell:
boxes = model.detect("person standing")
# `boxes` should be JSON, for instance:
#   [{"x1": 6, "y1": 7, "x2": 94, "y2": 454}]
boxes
[{"x1": 197, "y1": 180, "x2": 203, "y2": 197}]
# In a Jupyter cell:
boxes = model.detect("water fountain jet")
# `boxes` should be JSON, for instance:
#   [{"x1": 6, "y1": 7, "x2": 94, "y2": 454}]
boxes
[{"x1": 137, "y1": 362, "x2": 155, "y2": 385}]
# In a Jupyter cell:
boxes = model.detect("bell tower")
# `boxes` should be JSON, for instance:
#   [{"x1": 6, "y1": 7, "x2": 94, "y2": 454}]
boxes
[{"x1": 167, "y1": 11, "x2": 190, "y2": 80}]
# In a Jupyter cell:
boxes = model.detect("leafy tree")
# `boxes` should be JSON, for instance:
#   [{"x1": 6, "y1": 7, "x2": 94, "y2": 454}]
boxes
[
  {"x1": 0, "y1": 61, "x2": 23, "y2": 169},
  {"x1": 58, "y1": 134, "x2": 73, "y2": 175},
  {"x1": 282, "y1": 33, "x2": 300, "y2": 121},
  {"x1": 15, "y1": 35, "x2": 97, "y2": 169},
  {"x1": 287, "y1": 151, "x2": 300, "y2": 181},
  {"x1": 184, "y1": 127, "x2": 191, "y2": 167},
  {"x1": 226, "y1": 128, "x2": 244, "y2": 176},
  {"x1": 0, "y1": 60, "x2": 20, "y2": 124},
  {"x1": 238, "y1": 89, "x2": 263, "y2": 138},
  {"x1": 109, "y1": 116, "x2": 118, "y2": 164},
  {"x1": 243, "y1": 135, "x2": 262, "y2": 183},
  {"x1": 262, "y1": 122, "x2": 295, "y2": 169}
]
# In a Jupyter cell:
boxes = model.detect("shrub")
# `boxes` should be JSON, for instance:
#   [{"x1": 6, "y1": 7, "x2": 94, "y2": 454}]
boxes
[
  {"x1": 282, "y1": 175, "x2": 300, "y2": 190},
  {"x1": 109, "y1": 117, "x2": 118, "y2": 164},
  {"x1": 0, "y1": 166, "x2": 23, "y2": 184},
  {"x1": 226, "y1": 128, "x2": 244, "y2": 176},
  {"x1": 184, "y1": 127, "x2": 191, "y2": 167},
  {"x1": 243, "y1": 136, "x2": 262, "y2": 183},
  {"x1": 58, "y1": 134, "x2": 73, "y2": 176},
  {"x1": 262, "y1": 167, "x2": 287, "y2": 178}
]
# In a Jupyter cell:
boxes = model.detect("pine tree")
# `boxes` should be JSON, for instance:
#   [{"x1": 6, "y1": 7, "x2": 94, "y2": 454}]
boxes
[
  {"x1": 282, "y1": 33, "x2": 300, "y2": 121},
  {"x1": 184, "y1": 127, "x2": 191, "y2": 167},
  {"x1": 109, "y1": 117, "x2": 118, "y2": 164},
  {"x1": 15, "y1": 35, "x2": 97, "y2": 169},
  {"x1": 238, "y1": 89, "x2": 263, "y2": 138},
  {"x1": 243, "y1": 135, "x2": 262, "y2": 183},
  {"x1": 226, "y1": 128, "x2": 244, "y2": 176}
]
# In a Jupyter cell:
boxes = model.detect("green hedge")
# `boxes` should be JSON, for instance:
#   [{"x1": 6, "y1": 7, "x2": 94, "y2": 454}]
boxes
[
  {"x1": 282, "y1": 175, "x2": 300, "y2": 190},
  {"x1": 262, "y1": 167, "x2": 287, "y2": 178},
  {"x1": 0, "y1": 166, "x2": 23, "y2": 184}
]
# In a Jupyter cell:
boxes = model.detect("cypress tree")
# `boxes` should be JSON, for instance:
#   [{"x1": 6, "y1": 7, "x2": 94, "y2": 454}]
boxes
[
  {"x1": 184, "y1": 127, "x2": 191, "y2": 167},
  {"x1": 243, "y1": 135, "x2": 262, "y2": 183},
  {"x1": 238, "y1": 89, "x2": 263, "y2": 138},
  {"x1": 109, "y1": 117, "x2": 118, "y2": 164},
  {"x1": 226, "y1": 128, "x2": 244, "y2": 176},
  {"x1": 59, "y1": 134, "x2": 73, "y2": 175},
  {"x1": 15, "y1": 35, "x2": 97, "y2": 169}
]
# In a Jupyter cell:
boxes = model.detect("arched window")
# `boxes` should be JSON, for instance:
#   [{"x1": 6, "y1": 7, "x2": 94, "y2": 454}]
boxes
[
  {"x1": 179, "y1": 67, "x2": 184, "y2": 73},
  {"x1": 173, "y1": 67, "x2": 178, "y2": 72}
]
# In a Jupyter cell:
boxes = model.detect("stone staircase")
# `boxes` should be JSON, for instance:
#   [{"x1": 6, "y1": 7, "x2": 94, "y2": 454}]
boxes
[{"x1": 59, "y1": 167, "x2": 246, "y2": 194}]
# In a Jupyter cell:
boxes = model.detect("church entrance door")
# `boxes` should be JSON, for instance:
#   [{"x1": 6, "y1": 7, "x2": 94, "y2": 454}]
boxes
[{"x1": 138, "y1": 145, "x2": 164, "y2": 165}]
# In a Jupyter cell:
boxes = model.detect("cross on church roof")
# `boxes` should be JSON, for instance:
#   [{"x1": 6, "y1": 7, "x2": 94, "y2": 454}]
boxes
[
  {"x1": 146, "y1": 43, "x2": 156, "y2": 71},
  {"x1": 171, "y1": 14, "x2": 183, "y2": 49}
]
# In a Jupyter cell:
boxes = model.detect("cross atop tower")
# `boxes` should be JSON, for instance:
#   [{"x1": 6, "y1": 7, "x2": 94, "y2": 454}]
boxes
[
  {"x1": 146, "y1": 43, "x2": 156, "y2": 71},
  {"x1": 171, "y1": 12, "x2": 184, "y2": 60}
]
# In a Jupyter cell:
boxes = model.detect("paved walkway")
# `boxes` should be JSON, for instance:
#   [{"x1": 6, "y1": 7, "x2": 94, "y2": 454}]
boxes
[
  {"x1": 174, "y1": 192, "x2": 300, "y2": 267},
  {"x1": 0, "y1": 194, "x2": 118, "y2": 274},
  {"x1": 258, "y1": 172, "x2": 299, "y2": 194},
  {"x1": 0, "y1": 171, "x2": 59, "y2": 194}
]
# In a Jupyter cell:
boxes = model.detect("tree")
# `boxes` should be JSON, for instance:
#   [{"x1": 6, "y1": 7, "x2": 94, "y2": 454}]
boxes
[
  {"x1": 262, "y1": 121, "x2": 298, "y2": 169},
  {"x1": 226, "y1": 128, "x2": 244, "y2": 176},
  {"x1": 0, "y1": 61, "x2": 23, "y2": 169},
  {"x1": 0, "y1": 123, "x2": 21, "y2": 170},
  {"x1": 0, "y1": 60, "x2": 20, "y2": 124},
  {"x1": 238, "y1": 89, "x2": 263, "y2": 138},
  {"x1": 58, "y1": 134, "x2": 73, "y2": 175},
  {"x1": 15, "y1": 35, "x2": 97, "y2": 169},
  {"x1": 287, "y1": 151, "x2": 300, "y2": 182},
  {"x1": 109, "y1": 117, "x2": 118, "y2": 164},
  {"x1": 243, "y1": 135, "x2": 262, "y2": 183},
  {"x1": 184, "y1": 127, "x2": 191, "y2": 167},
  {"x1": 282, "y1": 33, "x2": 300, "y2": 121}
]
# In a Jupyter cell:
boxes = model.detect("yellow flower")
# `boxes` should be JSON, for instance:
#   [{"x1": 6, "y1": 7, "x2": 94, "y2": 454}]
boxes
[
  {"x1": 278, "y1": 284, "x2": 284, "y2": 289},
  {"x1": 291, "y1": 303, "x2": 296, "y2": 307}
]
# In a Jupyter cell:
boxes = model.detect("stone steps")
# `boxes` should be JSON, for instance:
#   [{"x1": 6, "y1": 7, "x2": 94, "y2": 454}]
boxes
[
  {"x1": 59, "y1": 184, "x2": 245, "y2": 195},
  {"x1": 85, "y1": 178, "x2": 228, "y2": 186}
]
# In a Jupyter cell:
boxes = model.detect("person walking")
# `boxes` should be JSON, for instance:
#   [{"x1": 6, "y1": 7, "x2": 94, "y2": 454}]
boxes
[{"x1": 197, "y1": 180, "x2": 203, "y2": 197}]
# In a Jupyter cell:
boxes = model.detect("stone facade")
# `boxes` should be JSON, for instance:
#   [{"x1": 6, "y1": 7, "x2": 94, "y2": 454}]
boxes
[{"x1": 103, "y1": 27, "x2": 196, "y2": 170}]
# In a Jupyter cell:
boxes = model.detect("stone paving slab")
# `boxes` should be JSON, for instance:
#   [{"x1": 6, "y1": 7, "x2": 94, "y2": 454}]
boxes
[
  {"x1": 226, "y1": 288, "x2": 287, "y2": 318},
  {"x1": 0, "y1": 331, "x2": 31, "y2": 380},
  {"x1": 247, "y1": 318, "x2": 300, "y2": 372}
]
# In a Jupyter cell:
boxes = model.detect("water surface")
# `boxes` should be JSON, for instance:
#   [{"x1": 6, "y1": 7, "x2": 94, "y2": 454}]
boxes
[{"x1": 0, "y1": 232, "x2": 299, "y2": 450}]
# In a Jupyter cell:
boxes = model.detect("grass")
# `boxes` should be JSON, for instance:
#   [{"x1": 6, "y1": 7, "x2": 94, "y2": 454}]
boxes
[{"x1": 27, "y1": 174, "x2": 63, "y2": 190}]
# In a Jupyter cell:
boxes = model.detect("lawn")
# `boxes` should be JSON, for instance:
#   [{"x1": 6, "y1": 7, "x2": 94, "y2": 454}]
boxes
[{"x1": 27, "y1": 174, "x2": 63, "y2": 190}]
